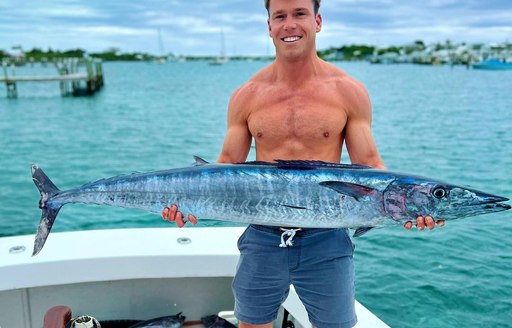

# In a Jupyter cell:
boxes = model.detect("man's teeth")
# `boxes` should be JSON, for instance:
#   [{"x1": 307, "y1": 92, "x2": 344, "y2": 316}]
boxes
[{"x1": 283, "y1": 36, "x2": 301, "y2": 42}]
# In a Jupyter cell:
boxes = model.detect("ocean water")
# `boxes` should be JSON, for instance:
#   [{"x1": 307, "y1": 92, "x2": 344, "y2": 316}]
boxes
[{"x1": 1, "y1": 61, "x2": 511, "y2": 327}]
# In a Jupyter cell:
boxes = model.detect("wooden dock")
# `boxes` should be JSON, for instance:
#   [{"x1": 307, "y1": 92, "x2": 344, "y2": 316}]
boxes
[{"x1": 1, "y1": 58, "x2": 104, "y2": 98}]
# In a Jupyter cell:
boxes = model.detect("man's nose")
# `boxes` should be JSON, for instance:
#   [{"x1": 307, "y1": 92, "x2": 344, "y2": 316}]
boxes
[{"x1": 284, "y1": 18, "x2": 297, "y2": 30}]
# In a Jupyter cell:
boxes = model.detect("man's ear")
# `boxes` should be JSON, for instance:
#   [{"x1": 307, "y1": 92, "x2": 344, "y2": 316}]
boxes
[
  {"x1": 316, "y1": 14, "x2": 322, "y2": 33},
  {"x1": 268, "y1": 19, "x2": 272, "y2": 36}
]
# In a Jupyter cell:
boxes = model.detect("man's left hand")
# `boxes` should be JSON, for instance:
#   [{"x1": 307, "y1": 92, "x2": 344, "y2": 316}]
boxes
[{"x1": 404, "y1": 215, "x2": 445, "y2": 230}]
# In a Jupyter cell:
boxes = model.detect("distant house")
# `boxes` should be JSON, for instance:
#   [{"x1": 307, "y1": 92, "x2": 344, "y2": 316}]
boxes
[{"x1": 5, "y1": 47, "x2": 26, "y2": 66}]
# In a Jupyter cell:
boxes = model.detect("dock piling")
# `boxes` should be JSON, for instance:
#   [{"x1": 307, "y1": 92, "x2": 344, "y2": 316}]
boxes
[
  {"x1": 2, "y1": 63, "x2": 18, "y2": 98},
  {"x1": 1, "y1": 57, "x2": 104, "y2": 98}
]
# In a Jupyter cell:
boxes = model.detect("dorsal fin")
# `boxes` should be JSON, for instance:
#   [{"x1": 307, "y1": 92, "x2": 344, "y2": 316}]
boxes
[
  {"x1": 275, "y1": 160, "x2": 372, "y2": 170},
  {"x1": 193, "y1": 156, "x2": 209, "y2": 166},
  {"x1": 234, "y1": 160, "x2": 372, "y2": 170},
  {"x1": 238, "y1": 161, "x2": 275, "y2": 166}
]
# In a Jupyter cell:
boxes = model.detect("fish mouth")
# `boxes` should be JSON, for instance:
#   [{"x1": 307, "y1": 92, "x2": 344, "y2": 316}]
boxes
[
  {"x1": 439, "y1": 194, "x2": 511, "y2": 218},
  {"x1": 470, "y1": 201, "x2": 511, "y2": 212},
  {"x1": 473, "y1": 194, "x2": 510, "y2": 210}
]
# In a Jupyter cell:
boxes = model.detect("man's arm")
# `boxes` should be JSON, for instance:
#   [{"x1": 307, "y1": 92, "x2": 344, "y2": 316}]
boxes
[
  {"x1": 217, "y1": 87, "x2": 253, "y2": 163},
  {"x1": 162, "y1": 87, "x2": 253, "y2": 226},
  {"x1": 343, "y1": 80, "x2": 385, "y2": 169},
  {"x1": 343, "y1": 80, "x2": 444, "y2": 230}
]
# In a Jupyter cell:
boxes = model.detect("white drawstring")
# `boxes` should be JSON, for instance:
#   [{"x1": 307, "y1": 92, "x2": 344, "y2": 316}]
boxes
[{"x1": 279, "y1": 228, "x2": 302, "y2": 247}]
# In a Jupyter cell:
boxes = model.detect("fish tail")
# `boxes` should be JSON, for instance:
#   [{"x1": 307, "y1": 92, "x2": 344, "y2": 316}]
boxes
[{"x1": 31, "y1": 164, "x2": 63, "y2": 256}]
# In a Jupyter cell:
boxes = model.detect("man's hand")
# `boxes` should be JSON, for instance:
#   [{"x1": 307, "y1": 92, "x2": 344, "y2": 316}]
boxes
[
  {"x1": 404, "y1": 215, "x2": 445, "y2": 231},
  {"x1": 162, "y1": 205, "x2": 198, "y2": 227}
]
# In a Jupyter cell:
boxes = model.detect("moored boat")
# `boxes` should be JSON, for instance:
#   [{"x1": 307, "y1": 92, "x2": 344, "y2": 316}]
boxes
[{"x1": 472, "y1": 59, "x2": 512, "y2": 70}]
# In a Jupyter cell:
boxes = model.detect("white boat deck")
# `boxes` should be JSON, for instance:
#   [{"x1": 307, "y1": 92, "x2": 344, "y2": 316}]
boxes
[{"x1": 0, "y1": 227, "x2": 389, "y2": 328}]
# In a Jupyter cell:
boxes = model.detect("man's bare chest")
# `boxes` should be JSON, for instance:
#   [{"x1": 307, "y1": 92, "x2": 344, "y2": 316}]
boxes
[{"x1": 247, "y1": 92, "x2": 347, "y2": 141}]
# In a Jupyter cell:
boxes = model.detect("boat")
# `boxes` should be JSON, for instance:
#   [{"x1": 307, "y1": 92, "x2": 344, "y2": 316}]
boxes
[
  {"x1": 0, "y1": 227, "x2": 389, "y2": 327},
  {"x1": 154, "y1": 28, "x2": 167, "y2": 64},
  {"x1": 472, "y1": 59, "x2": 512, "y2": 70},
  {"x1": 209, "y1": 29, "x2": 228, "y2": 66}
]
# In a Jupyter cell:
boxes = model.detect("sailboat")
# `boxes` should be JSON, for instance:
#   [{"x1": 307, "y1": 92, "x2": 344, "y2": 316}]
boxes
[
  {"x1": 209, "y1": 29, "x2": 228, "y2": 65},
  {"x1": 155, "y1": 28, "x2": 166, "y2": 64}
]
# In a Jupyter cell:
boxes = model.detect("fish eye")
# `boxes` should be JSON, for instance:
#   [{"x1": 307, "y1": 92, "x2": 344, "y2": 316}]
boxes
[{"x1": 432, "y1": 187, "x2": 447, "y2": 199}]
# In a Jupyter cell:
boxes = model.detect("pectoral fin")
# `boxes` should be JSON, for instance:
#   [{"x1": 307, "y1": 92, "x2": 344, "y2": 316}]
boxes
[
  {"x1": 353, "y1": 227, "x2": 374, "y2": 237},
  {"x1": 319, "y1": 181, "x2": 377, "y2": 201}
]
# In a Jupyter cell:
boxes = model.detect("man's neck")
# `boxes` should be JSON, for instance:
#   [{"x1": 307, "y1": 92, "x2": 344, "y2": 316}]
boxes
[{"x1": 272, "y1": 51, "x2": 323, "y2": 85}]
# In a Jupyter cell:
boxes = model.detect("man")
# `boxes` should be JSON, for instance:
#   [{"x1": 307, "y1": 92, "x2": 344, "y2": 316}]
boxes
[{"x1": 163, "y1": 0, "x2": 444, "y2": 327}]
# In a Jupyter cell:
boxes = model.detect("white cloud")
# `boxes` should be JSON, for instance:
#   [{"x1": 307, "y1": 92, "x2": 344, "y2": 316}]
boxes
[
  {"x1": 71, "y1": 25, "x2": 153, "y2": 36},
  {"x1": 0, "y1": 0, "x2": 510, "y2": 55},
  {"x1": 40, "y1": 6, "x2": 109, "y2": 18}
]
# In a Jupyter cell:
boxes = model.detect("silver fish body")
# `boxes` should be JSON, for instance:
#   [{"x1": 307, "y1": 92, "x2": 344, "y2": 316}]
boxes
[{"x1": 31, "y1": 159, "x2": 510, "y2": 255}]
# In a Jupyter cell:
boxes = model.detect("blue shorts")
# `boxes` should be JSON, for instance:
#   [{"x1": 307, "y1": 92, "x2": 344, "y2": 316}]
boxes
[{"x1": 232, "y1": 224, "x2": 357, "y2": 328}]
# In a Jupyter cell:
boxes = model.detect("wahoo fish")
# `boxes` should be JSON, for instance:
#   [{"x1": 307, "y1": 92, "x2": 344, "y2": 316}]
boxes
[{"x1": 31, "y1": 157, "x2": 510, "y2": 256}]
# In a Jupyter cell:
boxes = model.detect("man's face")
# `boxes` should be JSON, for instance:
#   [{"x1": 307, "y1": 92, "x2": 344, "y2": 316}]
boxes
[{"x1": 267, "y1": 0, "x2": 322, "y2": 59}]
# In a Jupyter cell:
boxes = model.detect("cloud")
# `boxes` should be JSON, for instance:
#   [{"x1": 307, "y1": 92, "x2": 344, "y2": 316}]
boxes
[{"x1": 0, "y1": 0, "x2": 510, "y2": 55}]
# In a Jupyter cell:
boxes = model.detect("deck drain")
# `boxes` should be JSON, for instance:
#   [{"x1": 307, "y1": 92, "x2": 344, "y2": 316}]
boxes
[
  {"x1": 9, "y1": 245, "x2": 26, "y2": 254},
  {"x1": 177, "y1": 237, "x2": 192, "y2": 245}
]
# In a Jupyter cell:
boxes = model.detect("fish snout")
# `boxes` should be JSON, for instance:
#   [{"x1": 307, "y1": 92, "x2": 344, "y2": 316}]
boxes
[
  {"x1": 469, "y1": 191, "x2": 511, "y2": 213},
  {"x1": 474, "y1": 192, "x2": 509, "y2": 205}
]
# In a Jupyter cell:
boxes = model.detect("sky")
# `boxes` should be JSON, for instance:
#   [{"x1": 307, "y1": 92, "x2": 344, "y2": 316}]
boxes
[{"x1": 1, "y1": 0, "x2": 511, "y2": 56}]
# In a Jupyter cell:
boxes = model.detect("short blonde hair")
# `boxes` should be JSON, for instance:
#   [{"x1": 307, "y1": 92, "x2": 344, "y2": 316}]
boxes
[{"x1": 264, "y1": 0, "x2": 321, "y2": 15}]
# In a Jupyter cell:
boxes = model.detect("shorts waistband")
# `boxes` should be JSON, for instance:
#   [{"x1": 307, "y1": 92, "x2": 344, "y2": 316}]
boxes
[{"x1": 249, "y1": 224, "x2": 337, "y2": 237}]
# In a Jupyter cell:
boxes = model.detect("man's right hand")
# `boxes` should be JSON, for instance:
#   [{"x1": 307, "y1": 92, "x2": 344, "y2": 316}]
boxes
[{"x1": 162, "y1": 205, "x2": 198, "y2": 227}]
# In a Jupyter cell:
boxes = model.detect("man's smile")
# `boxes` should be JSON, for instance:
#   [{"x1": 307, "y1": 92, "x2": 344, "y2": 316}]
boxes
[{"x1": 282, "y1": 36, "x2": 302, "y2": 43}]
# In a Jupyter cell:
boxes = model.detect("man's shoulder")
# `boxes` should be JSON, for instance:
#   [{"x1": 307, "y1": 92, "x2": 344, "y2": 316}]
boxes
[
  {"x1": 234, "y1": 66, "x2": 274, "y2": 97},
  {"x1": 318, "y1": 62, "x2": 371, "y2": 115},
  {"x1": 322, "y1": 62, "x2": 366, "y2": 90}
]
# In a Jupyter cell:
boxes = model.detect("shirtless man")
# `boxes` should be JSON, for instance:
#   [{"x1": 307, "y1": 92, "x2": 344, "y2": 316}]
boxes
[{"x1": 163, "y1": 0, "x2": 444, "y2": 327}]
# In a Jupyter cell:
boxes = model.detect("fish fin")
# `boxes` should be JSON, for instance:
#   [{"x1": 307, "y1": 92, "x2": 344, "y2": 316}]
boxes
[
  {"x1": 319, "y1": 181, "x2": 377, "y2": 200},
  {"x1": 353, "y1": 227, "x2": 374, "y2": 237},
  {"x1": 31, "y1": 164, "x2": 63, "y2": 256},
  {"x1": 238, "y1": 160, "x2": 275, "y2": 166},
  {"x1": 193, "y1": 156, "x2": 209, "y2": 166},
  {"x1": 235, "y1": 160, "x2": 371, "y2": 170},
  {"x1": 280, "y1": 204, "x2": 308, "y2": 210},
  {"x1": 276, "y1": 160, "x2": 372, "y2": 170}
]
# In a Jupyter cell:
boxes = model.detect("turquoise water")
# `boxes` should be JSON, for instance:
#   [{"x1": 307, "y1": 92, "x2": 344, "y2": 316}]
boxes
[{"x1": 1, "y1": 61, "x2": 511, "y2": 327}]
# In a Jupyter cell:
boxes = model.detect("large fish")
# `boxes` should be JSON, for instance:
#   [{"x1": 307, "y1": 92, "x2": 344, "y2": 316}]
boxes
[{"x1": 31, "y1": 158, "x2": 510, "y2": 256}]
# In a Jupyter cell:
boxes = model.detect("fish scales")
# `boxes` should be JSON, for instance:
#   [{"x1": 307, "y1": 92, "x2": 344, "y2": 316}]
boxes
[{"x1": 30, "y1": 159, "x2": 510, "y2": 255}]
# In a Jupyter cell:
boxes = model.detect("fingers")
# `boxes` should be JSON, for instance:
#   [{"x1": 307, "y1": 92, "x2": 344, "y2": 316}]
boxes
[
  {"x1": 180, "y1": 214, "x2": 198, "y2": 226},
  {"x1": 175, "y1": 211, "x2": 185, "y2": 227},
  {"x1": 188, "y1": 214, "x2": 198, "y2": 225},
  {"x1": 404, "y1": 216, "x2": 445, "y2": 231},
  {"x1": 424, "y1": 215, "x2": 435, "y2": 230},
  {"x1": 161, "y1": 205, "x2": 198, "y2": 227},
  {"x1": 162, "y1": 205, "x2": 178, "y2": 222},
  {"x1": 415, "y1": 216, "x2": 425, "y2": 230}
]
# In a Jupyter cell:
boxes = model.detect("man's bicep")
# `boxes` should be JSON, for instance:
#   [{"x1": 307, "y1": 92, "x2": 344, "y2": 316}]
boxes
[
  {"x1": 217, "y1": 85, "x2": 253, "y2": 164},
  {"x1": 345, "y1": 119, "x2": 385, "y2": 169},
  {"x1": 217, "y1": 122, "x2": 252, "y2": 164},
  {"x1": 342, "y1": 80, "x2": 385, "y2": 169}
]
